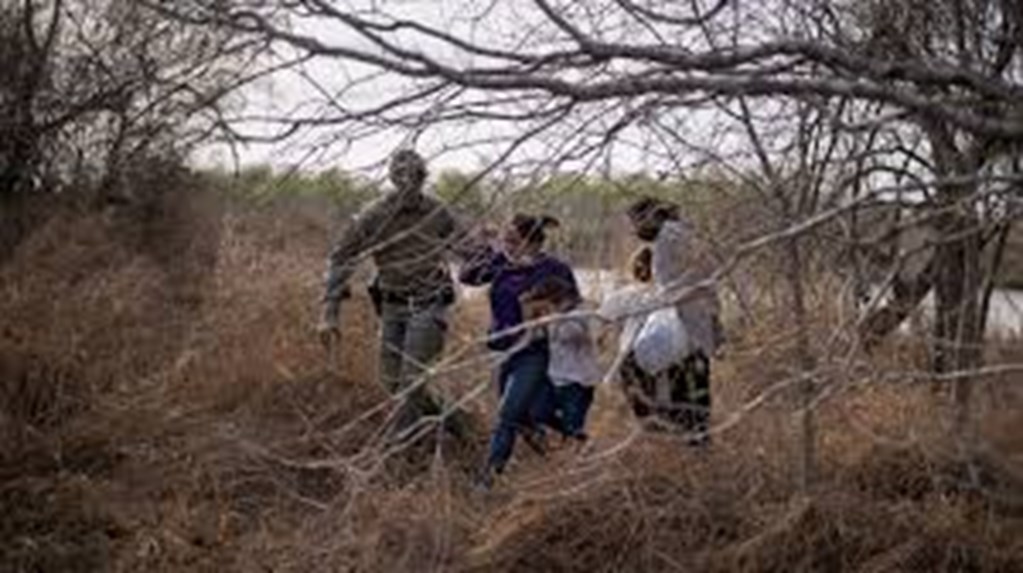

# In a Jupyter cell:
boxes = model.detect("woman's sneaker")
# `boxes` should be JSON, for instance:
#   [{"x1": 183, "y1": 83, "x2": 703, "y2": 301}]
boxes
[{"x1": 520, "y1": 425, "x2": 548, "y2": 456}]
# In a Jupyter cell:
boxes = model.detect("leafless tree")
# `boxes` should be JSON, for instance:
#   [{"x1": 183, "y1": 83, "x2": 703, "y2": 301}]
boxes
[
  {"x1": 0, "y1": 0, "x2": 270, "y2": 257},
  {"x1": 838, "y1": 0, "x2": 1023, "y2": 441}
]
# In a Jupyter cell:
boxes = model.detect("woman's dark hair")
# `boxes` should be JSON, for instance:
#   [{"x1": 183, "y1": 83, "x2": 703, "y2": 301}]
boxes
[
  {"x1": 630, "y1": 245, "x2": 653, "y2": 283},
  {"x1": 511, "y1": 213, "x2": 560, "y2": 246},
  {"x1": 626, "y1": 196, "x2": 680, "y2": 222}
]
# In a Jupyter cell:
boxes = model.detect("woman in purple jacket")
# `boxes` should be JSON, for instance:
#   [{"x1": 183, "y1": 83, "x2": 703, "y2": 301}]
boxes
[{"x1": 460, "y1": 214, "x2": 580, "y2": 488}]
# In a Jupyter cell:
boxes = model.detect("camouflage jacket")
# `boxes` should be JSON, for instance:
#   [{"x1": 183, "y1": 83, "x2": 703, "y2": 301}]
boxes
[{"x1": 323, "y1": 190, "x2": 469, "y2": 314}]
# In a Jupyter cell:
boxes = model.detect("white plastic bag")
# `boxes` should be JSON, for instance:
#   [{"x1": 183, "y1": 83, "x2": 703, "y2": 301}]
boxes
[{"x1": 632, "y1": 307, "x2": 689, "y2": 375}]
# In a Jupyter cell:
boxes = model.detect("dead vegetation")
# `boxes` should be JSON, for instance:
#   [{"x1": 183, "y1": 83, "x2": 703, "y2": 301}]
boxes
[{"x1": 1, "y1": 185, "x2": 1021, "y2": 572}]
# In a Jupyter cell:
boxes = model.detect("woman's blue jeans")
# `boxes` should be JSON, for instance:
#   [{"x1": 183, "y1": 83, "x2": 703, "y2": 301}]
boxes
[{"x1": 487, "y1": 341, "x2": 558, "y2": 471}]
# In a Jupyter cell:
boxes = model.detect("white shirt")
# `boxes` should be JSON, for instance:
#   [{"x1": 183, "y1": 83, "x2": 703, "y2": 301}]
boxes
[
  {"x1": 547, "y1": 315, "x2": 602, "y2": 386},
  {"x1": 652, "y1": 219, "x2": 720, "y2": 355}
]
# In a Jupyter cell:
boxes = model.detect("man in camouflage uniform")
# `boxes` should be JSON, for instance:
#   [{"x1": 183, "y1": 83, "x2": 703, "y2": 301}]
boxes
[{"x1": 318, "y1": 149, "x2": 469, "y2": 438}]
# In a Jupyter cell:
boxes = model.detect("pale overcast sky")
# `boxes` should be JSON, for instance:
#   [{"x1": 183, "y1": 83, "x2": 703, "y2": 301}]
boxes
[{"x1": 190, "y1": 0, "x2": 750, "y2": 181}]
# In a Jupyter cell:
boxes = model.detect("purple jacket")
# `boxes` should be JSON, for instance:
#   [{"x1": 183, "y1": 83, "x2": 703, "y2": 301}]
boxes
[{"x1": 459, "y1": 246, "x2": 579, "y2": 351}]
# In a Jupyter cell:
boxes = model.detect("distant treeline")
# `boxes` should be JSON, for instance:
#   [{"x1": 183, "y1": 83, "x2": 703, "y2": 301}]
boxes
[
  {"x1": 201, "y1": 165, "x2": 1023, "y2": 288},
  {"x1": 201, "y1": 164, "x2": 755, "y2": 268}
]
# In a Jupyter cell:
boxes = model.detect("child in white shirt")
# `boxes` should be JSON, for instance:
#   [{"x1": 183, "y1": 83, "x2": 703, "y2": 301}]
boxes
[{"x1": 521, "y1": 276, "x2": 601, "y2": 441}]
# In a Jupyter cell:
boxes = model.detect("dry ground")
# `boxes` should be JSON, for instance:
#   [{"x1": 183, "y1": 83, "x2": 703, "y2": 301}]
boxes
[{"x1": 1, "y1": 185, "x2": 1021, "y2": 572}]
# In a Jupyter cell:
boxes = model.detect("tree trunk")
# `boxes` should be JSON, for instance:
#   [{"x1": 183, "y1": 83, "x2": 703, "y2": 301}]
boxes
[
  {"x1": 920, "y1": 119, "x2": 988, "y2": 441},
  {"x1": 932, "y1": 209, "x2": 984, "y2": 439},
  {"x1": 978, "y1": 223, "x2": 1011, "y2": 339},
  {"x1": 785, "y1": 236, "x2": 816, "y2": 492}
]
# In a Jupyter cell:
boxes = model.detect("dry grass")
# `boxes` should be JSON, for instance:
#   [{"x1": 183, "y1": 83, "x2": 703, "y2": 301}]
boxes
[{"x1": 1, "y1": 184, "x2": 1021, "y2": 572}]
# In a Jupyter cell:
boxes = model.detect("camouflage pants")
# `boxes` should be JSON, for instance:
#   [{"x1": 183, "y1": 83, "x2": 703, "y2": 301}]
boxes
[
  {"x1": 620, "y1": 350, "x2": 711, "y2": 438},
  {"x1": 379, "y1": 301, "x2": 449, "y2": 433}
]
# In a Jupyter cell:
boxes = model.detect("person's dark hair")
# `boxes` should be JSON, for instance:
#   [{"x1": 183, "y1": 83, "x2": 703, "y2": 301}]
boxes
[
  {"x1": 630, "y1": 245, "x2": 653, "y2": 283},
  {"x1": 522, "y1": 274, "x2": 579, "y2": 307},
  {"x1": 626, "y1": 196, "x2": 679, "y2": 222},
  {"x1": 511, "y1": 213, "x2": 560, "y2": 246}
]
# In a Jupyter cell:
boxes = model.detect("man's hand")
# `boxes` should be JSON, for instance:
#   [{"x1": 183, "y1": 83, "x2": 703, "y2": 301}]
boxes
[
  {"x1": 319, "y1": 299, "x2": 344, "y2": 371},
  {"x1": 318, "y1": 316, "x2": 341, "y2": 372},
  {"x1": 317, "y1": 317, "x2": 341, "y2": 350}
]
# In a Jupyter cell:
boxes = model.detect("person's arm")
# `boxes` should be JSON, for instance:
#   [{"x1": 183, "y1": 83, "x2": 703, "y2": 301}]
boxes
[
  {"x1": 321, "y1": 200, "x2": 390, "y2": 323},
  {"x1": 458, "y1": 242, "x2": 505, "y2": 286}
]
